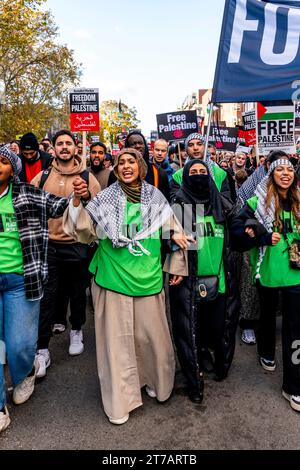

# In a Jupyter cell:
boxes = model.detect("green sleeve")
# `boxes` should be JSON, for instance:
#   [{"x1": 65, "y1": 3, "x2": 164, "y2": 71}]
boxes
[
  {"x1": 246, "y1": 196, "x2": 258, "y2": 212},
  {"x1": 172, "y1": 168, "x2": 183, "y2": 185}
]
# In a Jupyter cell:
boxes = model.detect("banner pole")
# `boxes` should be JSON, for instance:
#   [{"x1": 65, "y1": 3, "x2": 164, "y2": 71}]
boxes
[
  {"x1": 178, "y1": 141, "x2": 183, "y2": 168},
  {"x1": 82, "y1": 131, "x2": 87, "y2": 169},
  {"x1": 255, "y1": 102, "x2": 259, "y2": 167},
  {"x1": 204, "y1": 101, "x2": 214, "y2": 157},
  {"x1": 83, "y1": 131, "x2": 87, "y2": 157}
]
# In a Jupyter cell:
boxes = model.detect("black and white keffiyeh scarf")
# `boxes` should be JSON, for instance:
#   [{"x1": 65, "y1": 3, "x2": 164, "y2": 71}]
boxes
[
  {"x1": 238, "y1": 164, "x2": 266, "y2": 205},
  {"x1": 85, "y1": 181, "x2": 173, "y2": 256},
  {"x1": 254, "y1": 158, "x2": 295, "y2": 233},
  {"x1": 253, "y1": 158, "x2": 296, "y2": 279}
]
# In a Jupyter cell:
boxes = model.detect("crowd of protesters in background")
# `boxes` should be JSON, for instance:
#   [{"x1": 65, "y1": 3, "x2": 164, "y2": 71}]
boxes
[{"x1": 1, "y1": 128, "x2": 300, "y2": 433}]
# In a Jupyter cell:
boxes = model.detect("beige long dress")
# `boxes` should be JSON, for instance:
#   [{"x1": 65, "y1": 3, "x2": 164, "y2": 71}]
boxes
[{"x1": 63, "y1": 203, "x2": 187, "y2": 420}]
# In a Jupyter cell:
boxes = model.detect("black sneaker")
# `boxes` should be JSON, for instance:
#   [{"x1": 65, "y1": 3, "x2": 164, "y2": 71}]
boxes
[{"x1": 259, "y1": 356, "x2": 276, "y2": 371}]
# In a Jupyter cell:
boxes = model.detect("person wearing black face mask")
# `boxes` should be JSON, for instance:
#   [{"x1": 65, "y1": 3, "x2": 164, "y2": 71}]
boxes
[
  {"x1": 169, "y1": 160, "x2": 240, "y2": 405},
  {"x1": 185, "y1": 172, "x2": 210, "y2": 198}
]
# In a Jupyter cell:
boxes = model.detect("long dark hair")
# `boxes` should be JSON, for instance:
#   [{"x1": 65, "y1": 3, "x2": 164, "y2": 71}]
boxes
[{"x1": 266, "y1": 173, "x2": 300, "y2": 232}]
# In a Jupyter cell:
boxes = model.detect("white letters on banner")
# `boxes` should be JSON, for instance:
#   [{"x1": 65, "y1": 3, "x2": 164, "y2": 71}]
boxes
[{"x1": 229, "y1": 0, "x2": 300, "y2": 66}]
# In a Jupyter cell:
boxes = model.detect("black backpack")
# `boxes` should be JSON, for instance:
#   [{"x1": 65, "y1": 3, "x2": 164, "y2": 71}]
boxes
[{"x1": 39, "y1": 167, "x2": 89, "y2": 189}]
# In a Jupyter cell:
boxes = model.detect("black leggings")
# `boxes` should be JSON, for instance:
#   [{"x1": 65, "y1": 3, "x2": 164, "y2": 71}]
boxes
[
  {"x1": 38, "y1": 242, "x2": 90, "y2": 349},
  {"x1": 196, "y1": 294, "x2": 227, "y2": 375},
  {"x1": 257, "y1": 283, "x2": 300, "y2": 395}
]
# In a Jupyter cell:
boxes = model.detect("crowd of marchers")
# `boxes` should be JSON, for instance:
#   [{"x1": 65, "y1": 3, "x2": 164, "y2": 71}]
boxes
[{"x1": 1, "y1": 128, "x2": 300, "y2": 432}]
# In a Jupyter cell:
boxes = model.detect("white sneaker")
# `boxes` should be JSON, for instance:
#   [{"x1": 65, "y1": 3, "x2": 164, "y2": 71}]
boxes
[
  {"x1": 35, "y1": 349, "x2": 51, "y2": 378},
  {"x1": 109, "y1": 414, "x2": 129, "y2": 425},
  {"x1": 282, "y1": 391, "x2": 300, "y2": 412},
  {"x1": 52, "y1": 324, "x2": 66, "y2": 334},
  {"x1": 13, "y1": 358, "x2": 39, "y2": 405},
  {"x1": 146, "y1": 386, "x2": 157, "y2": 398},
  {"x1": 0, "y1": 406, "x2": 10, "y2": 433},
  {"x1": 69, "y1": 330, "x2": 84, "y2": 356},
  {"x1": 241, "y1": 329, "x2": 256, "y2": 345}
]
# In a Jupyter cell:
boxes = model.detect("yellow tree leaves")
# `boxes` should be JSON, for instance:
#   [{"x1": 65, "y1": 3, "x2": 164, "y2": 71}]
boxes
[
  {"x1": 0, "y1": 0, "x2": 81, "y2": 141},
  {"x1": 100, "y1": 100, "x2": 140, "y2": 146}
]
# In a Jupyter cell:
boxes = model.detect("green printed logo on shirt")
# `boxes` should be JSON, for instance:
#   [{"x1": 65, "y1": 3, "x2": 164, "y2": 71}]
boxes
[{"x1": 0, "y1": 213, "x2": 18, "y2": 233}]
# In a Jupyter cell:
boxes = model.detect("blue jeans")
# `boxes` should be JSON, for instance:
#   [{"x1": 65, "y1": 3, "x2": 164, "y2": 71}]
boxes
[{"x1": 0, "y1": 274, "x2": 40, "y2": 409}]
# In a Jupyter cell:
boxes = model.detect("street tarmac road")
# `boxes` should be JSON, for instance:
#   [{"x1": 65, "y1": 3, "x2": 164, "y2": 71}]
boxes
[{"x1": 1, "y1": 303, "x2": 299, "y2": 450}]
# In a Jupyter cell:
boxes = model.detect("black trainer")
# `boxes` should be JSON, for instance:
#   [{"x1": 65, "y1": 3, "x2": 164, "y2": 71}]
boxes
[{"x1": 259, "y1": 356, "x2": 276, "y2": 371}]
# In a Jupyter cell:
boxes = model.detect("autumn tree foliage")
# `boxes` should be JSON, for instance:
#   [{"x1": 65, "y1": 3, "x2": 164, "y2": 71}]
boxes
[
  {"x1": 0, "y1": 0, "x2": 81, "y2": 141},
  {"x1": 100, "y1": 100, "x2": 140, "y2": 146}
]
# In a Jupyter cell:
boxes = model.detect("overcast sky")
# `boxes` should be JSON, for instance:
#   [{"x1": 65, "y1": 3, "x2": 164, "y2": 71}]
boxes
[{"x1": 47, "y1": 0, "x2": 225, "y2": 134}]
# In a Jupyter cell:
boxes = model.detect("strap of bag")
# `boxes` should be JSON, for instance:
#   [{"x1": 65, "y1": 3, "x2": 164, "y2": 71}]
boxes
[
  {"x1": 281, "y1": 211, "x2": 293, "y2": 248},
  {"x1": 39, "y1": 168, "x2": 89, "y2": 189},
  {"x1": 39, "y1": 168, "x2": 52, "y2": 189},
  {"x1": 79, "y1": 169, "x2": 89, "y2": 185},
  {"x1": 216, "y1": 253, "x2": 223, "y2": 277}
]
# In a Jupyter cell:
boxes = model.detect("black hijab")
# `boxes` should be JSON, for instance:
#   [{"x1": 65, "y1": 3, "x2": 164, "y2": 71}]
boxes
[{"x1": 174, "y1": 159, "x2": 225, "y2": 224}]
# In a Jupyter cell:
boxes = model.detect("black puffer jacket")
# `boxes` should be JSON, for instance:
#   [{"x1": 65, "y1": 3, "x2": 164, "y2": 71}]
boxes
[{"x1": 169, "y1": 200, "x2": 240, "y2": 392}]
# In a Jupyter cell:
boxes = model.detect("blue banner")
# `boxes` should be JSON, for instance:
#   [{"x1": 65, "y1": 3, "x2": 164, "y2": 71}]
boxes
[{"x1": 212, "y1": 0, "x2": 300, "y2": 103}]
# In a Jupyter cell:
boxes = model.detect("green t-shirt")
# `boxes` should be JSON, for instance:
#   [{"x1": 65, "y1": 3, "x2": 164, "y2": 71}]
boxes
[
  {"x1": 247, "y1": 196, "x2": 300, "y2": 288},
  {"x1": 196, "y1": 214, "x2": 225, "y2": 294},
  {"x1": 172, "y1": 164, "x2": 227, "y2": 192},
  {"x1": 90, "y1": 201, "x2": 163, "y2": 297},
  {"x1": 0, "y1": 185, "x2": 23, "y2": 274}
]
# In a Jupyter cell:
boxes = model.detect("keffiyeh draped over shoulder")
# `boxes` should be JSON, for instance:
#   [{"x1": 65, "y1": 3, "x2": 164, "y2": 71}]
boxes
[
  {"x1": 252, "y1": 158, "x2": 296, "y2": 279},
  {"x1": 238, "y1": 165, "x2": 266, "y2": 205},
  {"x1": 85, "y1": 181, "x2": 173, "y2": 256},
  {"x1": 254, "y1": 158, "x2": 295, "y2": 233}
]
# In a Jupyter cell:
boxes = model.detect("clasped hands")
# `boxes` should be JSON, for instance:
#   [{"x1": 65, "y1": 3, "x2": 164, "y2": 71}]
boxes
[
  {"x1": 245, "y1": 227, "x2": 281, "y2": 246},
  {"x1": 73, "y1": 176, "x2": 90, "y2": 207}
]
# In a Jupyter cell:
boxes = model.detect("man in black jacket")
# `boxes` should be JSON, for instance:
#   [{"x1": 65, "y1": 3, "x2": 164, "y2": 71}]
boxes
[
  {"x1": 19, "y1": 132, "x2": 52, "y2": 183},
  {"x1": 108, "y1": 131, "x2": 170, "y2": 200}
]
